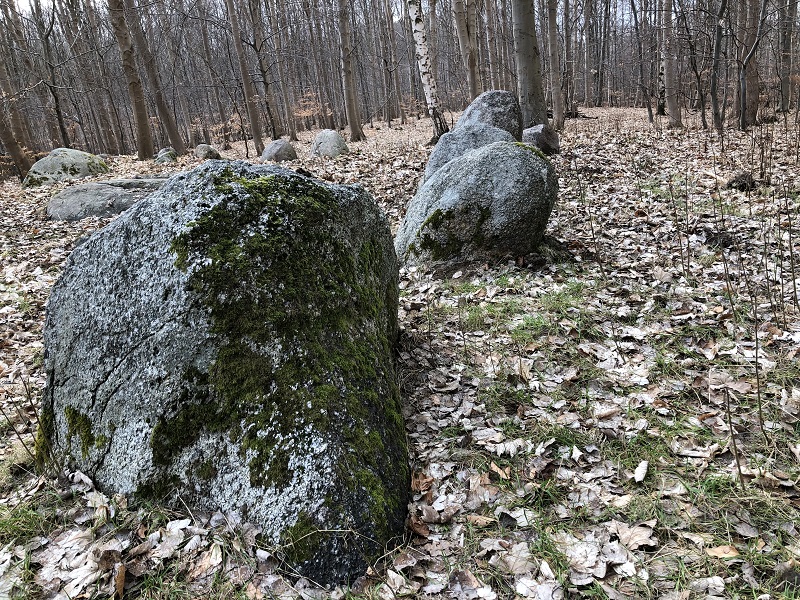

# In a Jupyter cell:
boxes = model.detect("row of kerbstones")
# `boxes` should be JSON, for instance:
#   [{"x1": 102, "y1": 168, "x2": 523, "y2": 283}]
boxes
[
  {"x1": 395, "y1": 90, "x2": 559, "y2": 264},
  {"x1": 37, "y1": 99, "x2": 558, "y2": 585}
]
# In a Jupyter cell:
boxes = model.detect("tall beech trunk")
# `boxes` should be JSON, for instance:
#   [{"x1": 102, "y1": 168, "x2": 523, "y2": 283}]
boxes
[
  {"x1": 547, "y1": 0, "x2": 564, "y2": 129},
  {"x1": 0, "y1": 110, "x2": 32, "y2": 178},
  {"x1": 710, "y1": 0, "x2": 727, "y2": 131},
  {"x1": 337, "y1": 0, "x2": 365, "y2": 141},
  {"x1": 739, "y1": 0, "x2": 768, "y2": 129},
  {"x1": 122, "y1": 0, "x2": 185, "y2": 154},
  {"x1": 408, "y1": 0, "x2": 449, "y2": 140},
  {"x1": 224, "y1": 0, "x2": 264, "y2": 154},
  {"x1": 630, "y1": 0, "x2": 653, "y2": 122},
  {"x1": 107, "y1": 0, "x2": 153, "y2": 160},
  {"x1": 512, "y1": 0, "x2": 547, "y2": 127},
  {"x1": 453, "y1": 0, "x2": 480, "y2": 99},
  {"x1": 662, "y1": 0, "x2": 682, "y2": 127}
]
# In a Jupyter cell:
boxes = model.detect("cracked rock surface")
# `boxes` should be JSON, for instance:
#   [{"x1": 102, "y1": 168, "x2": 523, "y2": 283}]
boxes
[{"x1": 38, "y1": 160, "x2": 408, "y2": 585}]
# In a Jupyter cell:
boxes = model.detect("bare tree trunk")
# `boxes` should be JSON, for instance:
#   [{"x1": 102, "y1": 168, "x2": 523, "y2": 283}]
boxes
[
  {"x1": 0, "y1": 109, "x2": 32, "y2": 178},
  {"x1": 248, "y1": 0, "x2": 283, "y2": 139},
  {"x1": 629, "y1": 0, "x2": 653, "y2": 122},
  {"x1": 779, "y1": 0, "x2": 797, "y2": 111},
  {"x1": 584, "y1": 0, "x2": 594, "y2": 106},
  {"x1": 224, "y1": 0, "x2": 264, "y2": 154},
  {"x1": 662, "y1": 0, "x2": 682, "y2": 127},
  {"x1": 512, "y1": 0, "x2": 547, "y2": 127},
  {"x1": 739, "y1": 0, "x2": 768, "y2": 129},
  {"x1": 122, "y1": 0, "x2": 186, "y2": 154},
  {"x1": 564, "y1": 0, "x2": 575, "y2": 115},
  {"x1": 546, "y1": 0, "x2": 563, "y2": 129},
  {"x1": 710, "y1": 0, "x2": 727, "y2": 130},
  {"x1": 272, "y1": 0, "x2": 298, "y2": 140},
  {"x1": 336, "y1": 0, "x2": 365, "y2": 141},
  {"x1": 453, "y1": 0, "x2": 480, "y2": 99},
  {"x1": 408, "y1": 0, "x2": 449, "y2": 140},
  {"x1": 0, "y1": 57, "x2": 30, "y2": 149},
  {"x1": 108, "y1": 0, "x2": 153, "y2": 160}
]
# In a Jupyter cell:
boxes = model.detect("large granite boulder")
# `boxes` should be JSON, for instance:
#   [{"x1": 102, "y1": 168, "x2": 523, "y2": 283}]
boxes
[
  {"x1": 22, "y1": 148, "x2": 109, "y2": 187},
  {"x1": 455, "y1": 90, "x2": 523, "y2": 140},
  {"x1": 310, "y1": 129, "x2": 349, "y2": 158},
  {"x1": 424, "y1": 123, "x2": 514, "y2": 182},
  {"x1": 396, "y1": 142, "x2": 557, "y2": 263},
  {"x1": 37, "y1": 161, "x2": 408, "y2": 585},
  {"x1": 194, "y1": 144, "x2": 221, "y2": 160},
  {"x1": 262, "y1": 139, "x2": 298, "y2": 163},
  {"x1": 47, "y1": 177, "x2": 168, "y2": 221},
  {"x1": 522, "y1": 124, "x2": 560, "y2": 155}
]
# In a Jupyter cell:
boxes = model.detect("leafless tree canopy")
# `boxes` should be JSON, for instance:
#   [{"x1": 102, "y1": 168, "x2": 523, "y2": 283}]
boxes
[{"x1": 0, "y1": 0, "x2": 797, "y2": 163}]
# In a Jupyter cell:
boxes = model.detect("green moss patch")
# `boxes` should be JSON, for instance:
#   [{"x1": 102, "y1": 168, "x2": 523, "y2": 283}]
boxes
[{"x1": 141, "y1": 169, "x2": 407, "y2": 560}]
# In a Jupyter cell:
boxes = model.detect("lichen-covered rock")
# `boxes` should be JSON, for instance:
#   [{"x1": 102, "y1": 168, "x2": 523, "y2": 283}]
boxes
[
  {"x1": 395, "y1": 142, "x2": 557, "y2": 263},
  {"x1": 522, "y1": 124, "x2": 560, "y2": 155},
  {"x1": 155, "y1": 147, "x2": 177, "y2": 164},
  {"x1": 262, "y1": 139, "x2": 298, "y2": 163},
  {"x1": 47, "y1": 178, "x2": 168, "y2": 221},
  {"x1": 22, "y1": 148, "x2": 109, "y2": 187},
  {"x1": 194, "y1": 144, "x2": 221, "y2": 159},
  {"x1": 310, "y1": 129, "x2": 349, "y2": 158},
  {"x1": 424, "y1": 123, "x2": 514, "y2": 182},
  {"x1": 455, "y1": 90, "x2": 523, "y2": 141},
  {"x1": 38, "y1": 161, "x2": 408, "y2": 585}
]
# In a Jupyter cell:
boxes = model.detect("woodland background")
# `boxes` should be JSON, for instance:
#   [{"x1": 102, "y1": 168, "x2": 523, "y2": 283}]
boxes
[{"x1": 0, "y1": 0, "x2": 797, "y2": 175}]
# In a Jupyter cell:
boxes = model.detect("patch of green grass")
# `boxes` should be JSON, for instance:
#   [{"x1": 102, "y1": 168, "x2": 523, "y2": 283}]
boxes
[
  {"x1": 510, "y1": 314, "x2": 554, "y2": 344},
  {"x1": 538, "y1": 280, "x2": 588, "y2": 315},
  {"x1": 447, "y1": 280, "x2": 483, "y2": 295},
  {"x1": 602, "y1": 431, "x2": 673, "y2": 473},
  {"x1": 0, "y1": 494, "x2": 60, "y2": 545},
  {"x1": 528, "y1": 423, "x2": 594, "y2": 449}
]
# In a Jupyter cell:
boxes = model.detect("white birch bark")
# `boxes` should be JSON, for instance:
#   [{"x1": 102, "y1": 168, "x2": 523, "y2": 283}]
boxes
[{"x1": 408, "y1": 0, "x2": 449, "y2": 139}]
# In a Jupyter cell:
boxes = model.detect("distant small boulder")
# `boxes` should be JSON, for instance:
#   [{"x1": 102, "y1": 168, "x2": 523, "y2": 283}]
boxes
[
  {"x1": 47, "y1": 178, "x2": 168, "y2": 221},
  {"x1": 396, "y1": 141, "x2": 557, "y2": 264},
  {"x1": 155, "y1": 147, "x2": 177, "y2": 164},
  {"x1": 522, "y1": 124, "x2": 560, "y2": 155},
  {"x1": 22, "y1": 148, "x2": 109, "y2": 188},
  {"x1": 262, "y1": 139, "x2": 298, "y2": 163},
  {"x1": 194, "y1": 144, "x2": 221, "y2": 160},
  {"x1": 310, "y1": 129, "x2": 349, "y2": 158},
  {"x1": 424, "y1": 123, "x2": 514, "y2": 182},
  {"x1": 456, "y1": 90, "x2": 523, "y2": 141}
]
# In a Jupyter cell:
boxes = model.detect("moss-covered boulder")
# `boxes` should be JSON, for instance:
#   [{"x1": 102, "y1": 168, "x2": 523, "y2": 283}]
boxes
[
  {"x1": 38, "y1": 161, "x2": 408, "y2": 585},
  {"x1": 22, "y1": 148, "x2": 109, "y2": 187},
  {"x1": 395, "y1": 141, "x2": 557, "y2": 264}
]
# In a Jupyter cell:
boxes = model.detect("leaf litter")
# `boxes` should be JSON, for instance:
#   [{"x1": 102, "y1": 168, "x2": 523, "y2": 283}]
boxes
[{"x1": 0, "y1": 110, "x2": 799, "y2": 597}]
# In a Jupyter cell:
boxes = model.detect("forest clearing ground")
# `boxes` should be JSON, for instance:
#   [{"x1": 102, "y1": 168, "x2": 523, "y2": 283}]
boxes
[{"x1": 0, "y1": 108, "x2": 799, "y2": 598}]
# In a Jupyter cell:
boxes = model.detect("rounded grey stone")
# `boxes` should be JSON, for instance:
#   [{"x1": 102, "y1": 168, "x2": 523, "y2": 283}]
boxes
[
  {"x1": 22, "y1": 148, "x2": 109, "y2": 187},
  {"x1": 455, "y1": 90, "x2": 523, "y2": 140},
  {"x1": 262, "y1": 139, "x2": 298, "y2": 163},
  {"x1": 395, "y1": 141, "x2": 557, "y2": 263},
  {"x1": 310, "y1": 129, "x2": 349, "y2": 158}
]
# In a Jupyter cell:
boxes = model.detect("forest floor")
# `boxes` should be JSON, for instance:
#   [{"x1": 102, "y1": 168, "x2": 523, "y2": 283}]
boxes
[{"x1": 0, "y1": 108, "x2": 799, "y2": 599}]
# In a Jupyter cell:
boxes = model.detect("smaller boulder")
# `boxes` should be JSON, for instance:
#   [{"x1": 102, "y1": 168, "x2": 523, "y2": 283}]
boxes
[
  {"x1": 311, "y1": 130, "x2": 349, "y2": 158},
  {"x1": 424, "y1": 123, "x2": 514, "y2": 182},
  {"x1": 155, "y1": 147, "x2": 177, "y2": 164},
  {"x1": 456, "y1": 91, "x2": 522, "y2": 140},
  {"x1": 47, "y1": 178, "x2": 168, "y2": 221},
  {"x1": 395, "y1": 142, "x2": 557, "y2": 264},
  {"x1": 194, "y1": 144, "x2": 221, "y2": 160},
  {"x1": 22, "y1": 148, "x2": 109, "y2": 187},
  {"x1": 522, "y1": 124, "x2": 560, "y2": 155},
  {"x1": 262, "y1": 139, "x2": 298, "y2": 162}
]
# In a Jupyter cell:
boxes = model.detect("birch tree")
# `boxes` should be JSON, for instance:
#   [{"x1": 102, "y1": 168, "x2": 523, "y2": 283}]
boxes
[{"x1": 408, "y1": 0, "x2": 449, "y2": 140}]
